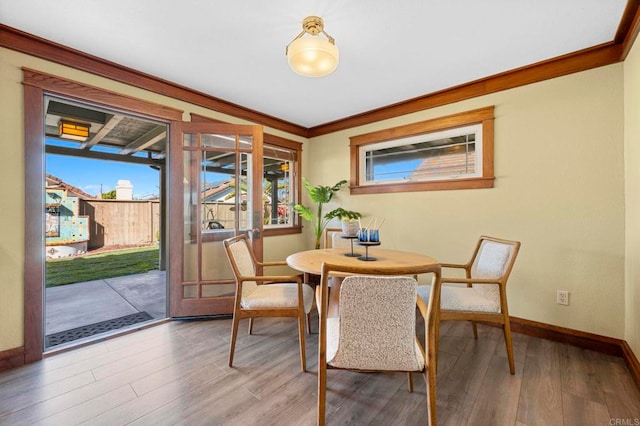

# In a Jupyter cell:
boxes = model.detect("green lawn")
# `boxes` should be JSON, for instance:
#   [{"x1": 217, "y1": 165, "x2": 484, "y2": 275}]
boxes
[{"x1": 46, "y1": 246, "x2": 160, "y2": 287}]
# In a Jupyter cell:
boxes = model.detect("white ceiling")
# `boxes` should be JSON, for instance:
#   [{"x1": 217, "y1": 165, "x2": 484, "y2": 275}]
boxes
[{"x1": 0, "y1": 0, "x2": 628, "y2": 128}]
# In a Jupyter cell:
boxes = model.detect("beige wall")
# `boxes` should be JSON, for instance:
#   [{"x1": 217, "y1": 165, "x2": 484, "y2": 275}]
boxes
[
  {"x1": 0, "y1": 48, "x2": 308, "y2": 352},
  {"x1": 625, "y1": 37, "x2": 640, "y2": 360},
  {"x1": 0, "y1": 45, "x2": 632, "y2": 354},
  {"x1": 307, "y1": 64, "x2": 626, "y2": 339},
  {"x1": 0, "y1": 49, "x2": 26, "y2": 351}
]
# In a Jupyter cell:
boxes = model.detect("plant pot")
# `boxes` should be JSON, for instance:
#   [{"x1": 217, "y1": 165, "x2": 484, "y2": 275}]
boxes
[{"x1": 341, "y1": 220, "x2": 359, "y2": 237}]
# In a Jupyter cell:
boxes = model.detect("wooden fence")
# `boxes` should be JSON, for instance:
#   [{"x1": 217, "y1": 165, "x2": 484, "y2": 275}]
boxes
[
  {"x1": 78, "y1": 200, "x2": 275, "y2": 250},
  {"x1": 80, "y1": 199, "x2": 160, "y2": 249}
]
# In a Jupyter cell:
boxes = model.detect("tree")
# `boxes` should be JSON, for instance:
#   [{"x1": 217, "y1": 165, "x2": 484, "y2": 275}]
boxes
[{"x1": 101, "y1": 189, "x2": 116, "y2": 199}]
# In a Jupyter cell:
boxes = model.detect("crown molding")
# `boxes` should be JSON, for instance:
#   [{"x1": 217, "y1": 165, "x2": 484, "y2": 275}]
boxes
[
  {"x1": 2, "y1": 0, "x2": 639, "y2": 139},
  {"x1": 620, "y1": 0, "x2": 640, "y2": 59},
  {"x1": 308, "y1": 1, "x2": 640, "y2": 137},
  {"x1": 0, "y1": 24, "x2": 308, "y2": 138},
  {"x1": 308, "y1": 42, "x2": 623, "y2": 137}
]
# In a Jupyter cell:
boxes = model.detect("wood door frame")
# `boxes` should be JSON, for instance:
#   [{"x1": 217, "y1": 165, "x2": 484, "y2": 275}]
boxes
[{"x1": 22, "y1": 68, "x2": 183, "y2": 363}]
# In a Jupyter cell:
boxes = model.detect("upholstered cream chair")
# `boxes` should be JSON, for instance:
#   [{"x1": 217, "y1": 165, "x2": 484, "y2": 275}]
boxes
[
  {"x1": 323, "y1": 227, "x2": 351, "y2": 249},
  {"x1": 417, "y1": 236, "x2": 521, "y2": 374},
  {"x1": 317, "y1": 261, "x2": 441, "y2": 425},
  {"x1": 223, "y1": 234, "x2": 314, "y2": 372}
]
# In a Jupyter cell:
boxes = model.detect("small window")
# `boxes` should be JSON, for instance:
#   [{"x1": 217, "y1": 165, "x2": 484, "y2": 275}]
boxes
[
  {"x1": 350, "y1": 107, "x2": 494, "y2": 194},
  {"x1": 362, "y1": 124, "x2": 481, "y2": 184},
  {"x1": 262, "y1": 135, "x2": 302, "y2": 236}
]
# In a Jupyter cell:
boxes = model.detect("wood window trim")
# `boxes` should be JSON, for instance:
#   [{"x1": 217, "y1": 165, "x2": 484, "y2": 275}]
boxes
[
  {"x1": 190, "y1": 113, "x2": 303, "y2": 236},
  {"x1": 349, "y1": 106, "x2": 495, "y2": 195},
  {"x1": 262, "y1": 133, "x2": 303, "y2": 237},
  {"x1": 23, "y1": 68, "x2": 183, "y2": 121}
]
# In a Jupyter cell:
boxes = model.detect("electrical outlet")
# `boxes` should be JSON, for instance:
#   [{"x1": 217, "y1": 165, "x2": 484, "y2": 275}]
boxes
[{"x1": 557, "y1": 290, "x2": 569, "y2": 305}]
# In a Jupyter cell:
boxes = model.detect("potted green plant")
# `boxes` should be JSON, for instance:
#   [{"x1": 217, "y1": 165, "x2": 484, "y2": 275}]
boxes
[
  {"x1": 330, "y1": 207, "x2": 362, "y2": 237},
  {"x1": 294, "y1": 178, "x2": 355, "y2": 249}
]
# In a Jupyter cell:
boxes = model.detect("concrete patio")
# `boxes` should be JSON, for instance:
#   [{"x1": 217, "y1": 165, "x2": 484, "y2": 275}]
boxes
[{"x1": 45, "y1": 269, "x2": 166, "y2": 343}]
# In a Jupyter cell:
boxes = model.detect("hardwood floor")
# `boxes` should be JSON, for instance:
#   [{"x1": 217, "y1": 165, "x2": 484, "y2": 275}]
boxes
[{"x1": 0, "y1": 315, "x2": 639, "y2": 425}]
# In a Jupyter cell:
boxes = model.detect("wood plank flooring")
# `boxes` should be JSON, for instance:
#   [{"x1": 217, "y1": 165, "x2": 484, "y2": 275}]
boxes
[{"x1": 0, "y1": 314, "x2": 639, "y2": 425}]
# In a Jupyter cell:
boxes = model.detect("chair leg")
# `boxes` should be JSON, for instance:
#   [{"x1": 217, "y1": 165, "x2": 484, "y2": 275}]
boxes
[
  {"x1": 318, "y1": 360, "x2": 327, "y2": 426},
  {"x1": 306, "y1": 313, "x2": 312, "y2": 334},
  {"x1": 425, "y1": 331, "x2": 438, "y2": 426},
  {"x1": 471, "y1": 321, "x2": 478, "y2": 339},
  {"x1": 248, "y1": 318, "x2": 254, "y2": 335},
  {"x1": 422, "y1": 314, "x2": 438, "y2": 426},
  {"x1": 228, "y1": 314, "x2": 240, "y2": 367},
  {"x1": 407, "y1": 372, "x2": 414, "y2": 393},
  {"x1": 433, "y1": 317, "x2": 440, "y2": 375},
  {"x1": 425, "y1": 368, "x2": 437, "y2": 426},
  {"x1": 298, "y1": 312, "x2": 307, "y2": 372},
  {"x1": 503, "y1": 317, "x2": 515, "y2": 375}
]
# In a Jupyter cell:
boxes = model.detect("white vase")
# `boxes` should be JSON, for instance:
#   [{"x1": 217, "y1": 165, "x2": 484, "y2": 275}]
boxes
[{"x1": 341, "y1": 220, "x2": 359, "y2": 237}]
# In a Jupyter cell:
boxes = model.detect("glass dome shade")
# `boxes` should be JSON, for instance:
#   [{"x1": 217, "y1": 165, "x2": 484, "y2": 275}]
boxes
[{"x1": 287, "y1": 36, "x2": 339, "y2": 77}]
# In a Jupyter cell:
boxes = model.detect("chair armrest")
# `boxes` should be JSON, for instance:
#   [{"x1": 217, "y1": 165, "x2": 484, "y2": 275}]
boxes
[
  {"x1": 240, "y1": 275, "x2": 301, "y2": 284},
  {"x1": 257, "y1": 260, "x2": 288, "y2": 267},
  {"x1": 441, "y1": 277, "x2": 501, "y2": 286},
  {"x1": 440, "y1": 262, "x2": 469, "y2": 270}
]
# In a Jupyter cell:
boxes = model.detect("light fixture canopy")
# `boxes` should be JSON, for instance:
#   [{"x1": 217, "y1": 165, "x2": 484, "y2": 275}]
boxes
[
  {"x1": 286, "y1": 16, "x2": 339, "y2": 78},
  {"x1": 58, "y1": 120, "x2": 90, "y2": 141}
]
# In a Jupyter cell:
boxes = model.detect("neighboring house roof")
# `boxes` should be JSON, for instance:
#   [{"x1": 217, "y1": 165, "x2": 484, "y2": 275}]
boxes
[
  {"x1": 45, "y1": 173, "x2": 95, "y2": 200},
  {"x1": 202, "y1": 179, "x2": 236, "y2": 202}
]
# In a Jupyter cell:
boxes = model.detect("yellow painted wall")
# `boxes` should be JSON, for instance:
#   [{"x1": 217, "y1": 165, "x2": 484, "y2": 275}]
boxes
[
  {"x1": 0, "y1": 45, "x2": 631, "y2": 354},
  {"x1": 0, "y1": 47, "x2": 308, "y2": 352},
  {"x1": 0, "y1": 49, "x2": 26, "y2": 352},
  {"x1": 308, "y1": 64, "x2": 626, "y2": 339},
  {"x1": 625, "y1": 37, "x2": 640, "y2": 360}
]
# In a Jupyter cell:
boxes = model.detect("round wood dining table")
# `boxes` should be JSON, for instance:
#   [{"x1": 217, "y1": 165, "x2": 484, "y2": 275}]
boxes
[{"x1": 286, "y1": 247, "x2": 440, "y2": 316}]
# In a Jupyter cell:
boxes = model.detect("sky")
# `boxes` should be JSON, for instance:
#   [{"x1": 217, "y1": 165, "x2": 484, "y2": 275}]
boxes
[
  {"x1": 46, "y1": 153, "x2": 160, "y2": 199},
  {"x1": 45, "y1": 146, "x2": 424, "y2": 199}
]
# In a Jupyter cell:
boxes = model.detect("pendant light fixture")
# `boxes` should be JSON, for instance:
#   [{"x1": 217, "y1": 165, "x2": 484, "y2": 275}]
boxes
[{"x1": 286, "y1": 16, "x2": 339, "y2": 78}]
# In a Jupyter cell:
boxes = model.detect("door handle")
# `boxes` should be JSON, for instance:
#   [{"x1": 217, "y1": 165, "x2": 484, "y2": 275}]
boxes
[{"x1": 252, "y1": 211, "x2": 261, "y2": 239}]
